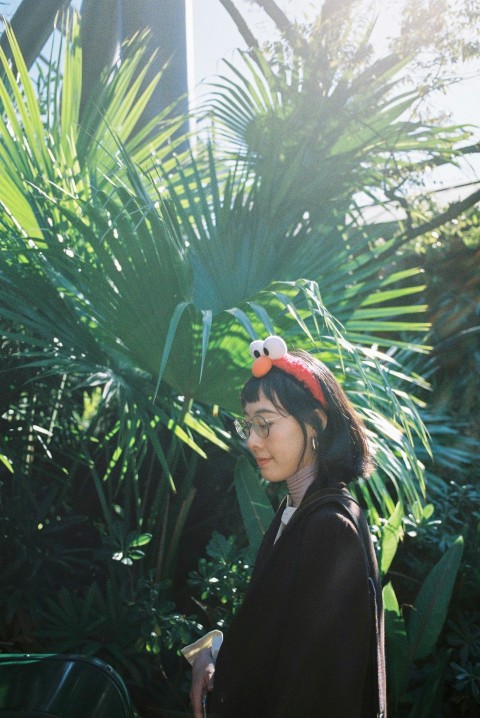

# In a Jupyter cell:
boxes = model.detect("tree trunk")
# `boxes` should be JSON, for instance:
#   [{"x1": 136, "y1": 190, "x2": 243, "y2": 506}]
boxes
[
  {"x1": 0, "y1": 0, "x2": 70, "y2": 71},
  {"x1": 79, "y1": 0, "x2": 122, "y2": 120},
  {"x1": 80, "y1": 0, "x2": 189, "y2": 137},
  {"x1": 121, "y1": 0, "x2": 189, "y2": 133},
  {"x1": 1, "y1": 0, "x2": 189, "y2": 140}
]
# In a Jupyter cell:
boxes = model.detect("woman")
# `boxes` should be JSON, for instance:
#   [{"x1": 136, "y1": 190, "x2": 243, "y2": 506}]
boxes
[{"x1": 184, "y1": 336, "x2": 386, "y2": 717}]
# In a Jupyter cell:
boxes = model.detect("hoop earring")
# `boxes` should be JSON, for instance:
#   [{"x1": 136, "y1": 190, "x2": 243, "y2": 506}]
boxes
[{"x1": 312, "y1": 436, "x2": 318, "y2": 453}]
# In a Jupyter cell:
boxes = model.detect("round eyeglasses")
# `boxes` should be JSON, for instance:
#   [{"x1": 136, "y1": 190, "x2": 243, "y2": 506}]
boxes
[{"x1": 234, "y1": 415, "x2": 272, "y2": 440}]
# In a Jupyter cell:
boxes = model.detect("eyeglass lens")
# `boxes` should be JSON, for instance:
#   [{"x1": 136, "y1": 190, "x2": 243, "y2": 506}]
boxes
[{"x1": 235, "y1": 416, "x2": 269, "y2": 439}]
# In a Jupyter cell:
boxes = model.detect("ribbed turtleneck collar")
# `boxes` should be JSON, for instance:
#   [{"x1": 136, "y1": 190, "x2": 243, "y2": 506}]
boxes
[{"x1": 286, "y1": 462, "x2": 318, "y2": 507}]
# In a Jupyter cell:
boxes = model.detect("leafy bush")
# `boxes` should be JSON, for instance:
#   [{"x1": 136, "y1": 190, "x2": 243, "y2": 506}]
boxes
[
  {"x1": 187, "y1": 531, "x2": 252, "y2": 630},
  {"x1": 385, "y1": 477, "x2": 480, "y2": 715}
]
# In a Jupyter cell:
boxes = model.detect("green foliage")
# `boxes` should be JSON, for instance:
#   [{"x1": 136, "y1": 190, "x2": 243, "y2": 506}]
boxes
[
  {"x1": 383, "y1": 536, "x2": 464, "y2": 716},
  {"x1": 0, "y1": 453, "x2": 202, "y2": 713},
  {"x1": 187, "y1": 532, "x2": 252, "y2": 630},
  {"x1": 383, "y1": 581, "x2": 410, "y2": 705},
  {"x1": 384, "y1": 208, "x2": 480, "y2": 713},
  {"x1": 233, "y1": 456, "x2": 275, "y2": 556},
  {"x1": 407, "y1": 536, "x2": 464, "y2": 662},
  {"x1": 446, "y1": 613, "x2": 480, "y2": 713},
  {"x1": 381, "y1": 465, "x2": 480, "y2": 715},
  {"x1": 0, "y1": 8, "x2": 448, "y2": 521},
  {"x1": 379, "y1": 502, "x2": 404, "y2": 575},
  {"x1": 32, "y1": 574, "x2": 197, "y2": 668},
  {"x1": 0, "y1": 2, "x2": 479, "y2": 716}
]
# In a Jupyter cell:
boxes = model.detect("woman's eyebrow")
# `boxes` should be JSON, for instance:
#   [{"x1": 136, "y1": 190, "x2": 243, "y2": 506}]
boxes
[{"x1": 244, "y1": 408, "x2": 280, "y2": 417}]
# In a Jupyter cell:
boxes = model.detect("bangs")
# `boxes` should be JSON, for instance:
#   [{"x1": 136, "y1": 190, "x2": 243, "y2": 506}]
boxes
[{"x1": 241, "y1": 367, "x2": 313, "y2": 414}]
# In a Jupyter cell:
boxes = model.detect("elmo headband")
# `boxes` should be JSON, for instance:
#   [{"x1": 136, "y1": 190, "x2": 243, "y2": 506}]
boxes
[{"x1": 249, "y1": 336, "x2": 327, "y2": 408}]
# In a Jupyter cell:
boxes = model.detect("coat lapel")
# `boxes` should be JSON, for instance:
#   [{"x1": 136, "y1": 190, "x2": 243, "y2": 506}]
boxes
[{"x1": 250, "y1": 497, "x2": 286, "y2": 584}]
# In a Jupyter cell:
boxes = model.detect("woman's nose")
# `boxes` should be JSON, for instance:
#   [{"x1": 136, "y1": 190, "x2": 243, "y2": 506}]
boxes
[{"x1": 246, "y1": 430, "x2": 262, "y2": 451}]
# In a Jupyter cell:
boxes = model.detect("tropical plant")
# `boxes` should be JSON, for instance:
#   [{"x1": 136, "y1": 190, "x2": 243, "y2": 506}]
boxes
[
  {"x1": 383, "y1": 535, "x2": 464, "y2": 717},
  {"x1": 0, "y1": 9, "x2": 446, "y2": 525},
  {"x1": 187, "y1": 530, "x2": 253, "y2": 630},
  {"x1": 1, "y1": 3, "x2": 479, "y2": 714},
  {"x1": 383, "y1": 478, "x2": 480, "y2": 715}
]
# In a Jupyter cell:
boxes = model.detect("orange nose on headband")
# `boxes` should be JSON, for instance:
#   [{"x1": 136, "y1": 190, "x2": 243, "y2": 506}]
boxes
[{"x1": 249, "y1": 336, "x2": 327, "y2": 408}]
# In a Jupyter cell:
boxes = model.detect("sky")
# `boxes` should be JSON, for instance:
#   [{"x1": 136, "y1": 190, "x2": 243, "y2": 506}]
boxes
[
  {"x1": 188, "y1": 0, "x2": 480, "y2": 200},
  {"x1": 1, "y1": 0, "x2": 478, "y2": 128},
  {"x1": 188, "y1": 0, "x2": 480, "y2": 125},
  {"x1": 1, "y1": 0, "x2": 479, "y2": 194}
]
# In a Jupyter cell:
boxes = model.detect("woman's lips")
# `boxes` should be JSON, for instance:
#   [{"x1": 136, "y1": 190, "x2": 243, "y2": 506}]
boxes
[{"x1": 256, "y1": 457, "x2": 271, "y2": 468}]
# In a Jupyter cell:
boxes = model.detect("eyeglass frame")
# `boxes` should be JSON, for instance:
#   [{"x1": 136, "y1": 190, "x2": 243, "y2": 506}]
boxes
[{"x1": 234, "y1": 413, "x2": 285, "y2": 440}]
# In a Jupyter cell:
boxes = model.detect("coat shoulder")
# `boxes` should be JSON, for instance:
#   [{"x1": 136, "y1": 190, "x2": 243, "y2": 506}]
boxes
[{"x1": 299, "y1": 496, "x2": 365, "y2": 539}]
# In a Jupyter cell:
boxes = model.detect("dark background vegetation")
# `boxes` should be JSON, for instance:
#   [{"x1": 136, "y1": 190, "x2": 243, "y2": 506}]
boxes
[{"x1": 0, "y1": 1, "x2": 479, "y2": 716}]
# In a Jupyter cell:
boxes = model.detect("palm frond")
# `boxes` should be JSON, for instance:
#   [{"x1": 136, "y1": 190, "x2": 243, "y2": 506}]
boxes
[{"x1": 0, "y1": 18, "x2": 461, "y2": 521}]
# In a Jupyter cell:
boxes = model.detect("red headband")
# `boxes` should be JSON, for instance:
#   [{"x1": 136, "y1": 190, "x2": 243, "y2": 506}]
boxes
[{"x1": 249, "y1": 336, "x2": 327, "y2": 409}]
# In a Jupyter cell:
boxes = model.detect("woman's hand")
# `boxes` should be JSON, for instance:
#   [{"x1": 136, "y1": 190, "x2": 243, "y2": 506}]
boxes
[{"x1": 190, "y1": 647, "x2": 215, "y2": 718}]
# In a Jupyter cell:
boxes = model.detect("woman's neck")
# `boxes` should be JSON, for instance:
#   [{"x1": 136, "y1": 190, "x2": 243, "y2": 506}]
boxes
[{"x1": 286, "y1": 462, "x2": 318, "y2": 507}]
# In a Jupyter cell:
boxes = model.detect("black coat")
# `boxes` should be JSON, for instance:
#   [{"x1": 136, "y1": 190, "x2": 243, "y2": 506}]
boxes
[{"x1": 209, "y1": 483, "x2": 386, "y2": 718}]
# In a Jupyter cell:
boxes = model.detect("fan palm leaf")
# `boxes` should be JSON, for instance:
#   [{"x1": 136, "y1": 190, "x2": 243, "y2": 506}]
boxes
[
  {"x1": 206, "y1": 45, "x2": 468, "y2": 232},
  {"x1": 2, "y1": 13, "x2": 471, "y2": 521}
]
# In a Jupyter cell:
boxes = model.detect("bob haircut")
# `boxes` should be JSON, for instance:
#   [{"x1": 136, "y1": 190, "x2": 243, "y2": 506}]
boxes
[{"x1": 241, "y1": 349, "x2": 373, "y2": 486}]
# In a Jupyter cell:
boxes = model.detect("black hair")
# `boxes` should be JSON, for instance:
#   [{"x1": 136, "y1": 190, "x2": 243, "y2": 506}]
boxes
[{"x1": 241, "y1": 349, "x2": 373, "y2": 487}]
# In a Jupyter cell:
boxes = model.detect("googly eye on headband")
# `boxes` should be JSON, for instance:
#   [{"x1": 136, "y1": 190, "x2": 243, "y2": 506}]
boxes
[{"x1": 249, "y1": 336, "x2": 327, "y2": 408}]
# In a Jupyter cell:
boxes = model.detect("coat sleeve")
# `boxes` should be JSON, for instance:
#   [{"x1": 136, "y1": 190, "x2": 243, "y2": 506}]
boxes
[{"x1": 267, "y1": 506, "x2": 373, "y2": 718}]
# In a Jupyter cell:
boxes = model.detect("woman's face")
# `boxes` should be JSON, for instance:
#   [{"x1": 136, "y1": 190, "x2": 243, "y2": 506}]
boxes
[{"x1": 244, "y1": 390, "x2": 316, "y2": 483}]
